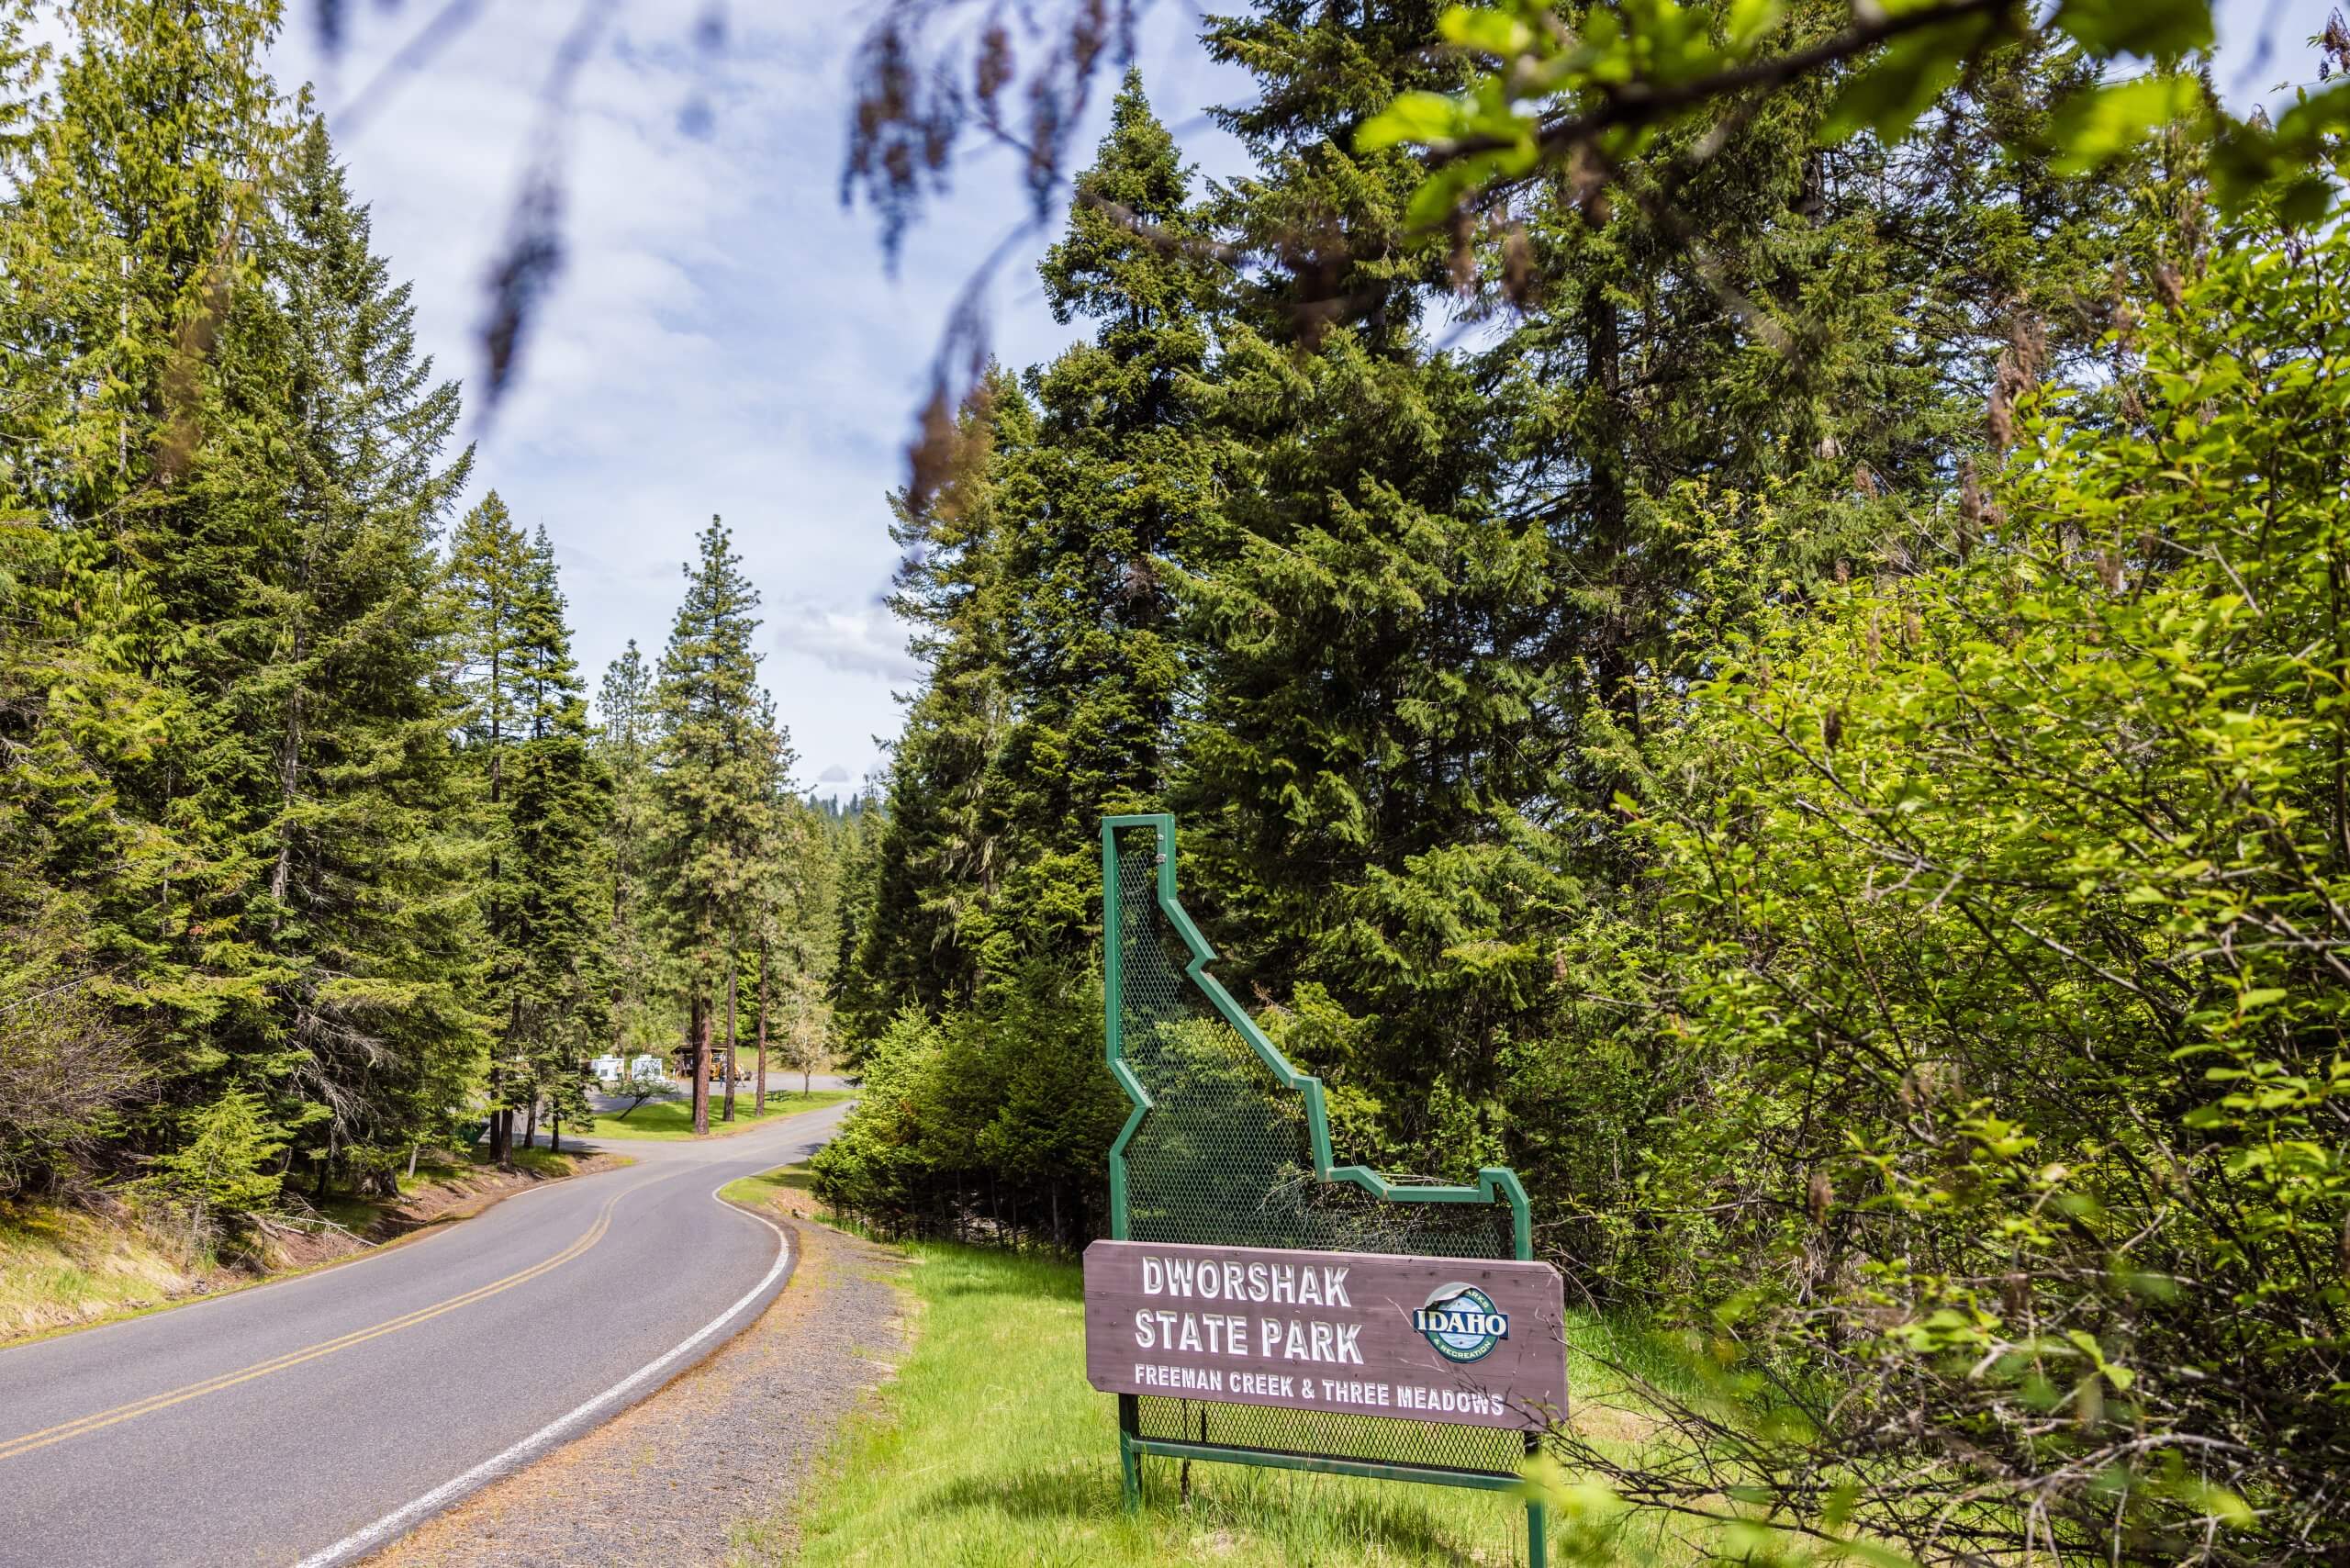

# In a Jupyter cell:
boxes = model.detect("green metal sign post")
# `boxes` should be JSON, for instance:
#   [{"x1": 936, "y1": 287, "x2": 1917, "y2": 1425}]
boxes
[{"x1": 1100, "y1": 813, "x2": 1551, "y2": 1567}]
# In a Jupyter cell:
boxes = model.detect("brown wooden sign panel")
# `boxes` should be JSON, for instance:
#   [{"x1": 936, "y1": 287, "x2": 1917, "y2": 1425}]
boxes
[{"x1": 1083, "y1": 1238, "x2": 1567, "y2": 1432}]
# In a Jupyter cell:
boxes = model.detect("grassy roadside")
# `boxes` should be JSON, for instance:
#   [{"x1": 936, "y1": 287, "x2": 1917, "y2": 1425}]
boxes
[
  {"x1": 719, "y1": 1164, "x2": 818, "y2": 1208},
  {"x1": 725, "y1": 1214, "x2": 1711, "y2": 1568},
  {"x1": 584, "y1": 1088, "x2": 855, "y2": 1142},
  {"x1": 0, "y1": 1145, "x2": 618, "y2": 1347}
]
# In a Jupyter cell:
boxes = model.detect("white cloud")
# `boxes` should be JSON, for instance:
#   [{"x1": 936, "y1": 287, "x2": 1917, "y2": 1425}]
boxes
[
  {"x1": 817, "y1": 763, "x2": 850, "y2": 783},
  {"x1": 772, "y1": 598, "x2": 923, "y2": 683}
]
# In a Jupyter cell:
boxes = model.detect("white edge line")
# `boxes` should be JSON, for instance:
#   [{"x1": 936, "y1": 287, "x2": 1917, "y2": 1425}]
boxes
[{"x1": 291, "y1": 1182, "x2": 793, "y2": 1568}]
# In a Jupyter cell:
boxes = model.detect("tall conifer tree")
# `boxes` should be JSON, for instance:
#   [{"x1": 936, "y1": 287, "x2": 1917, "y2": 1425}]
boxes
[
  {"x1": 444, "y1": 491, "x2": 532, "y2": 1161},
  {"x1": 502, "y1": 527, "x2": 608, "y2": 1151},
  {"x1": 213, "y1": 118, "x2": 481, "y2": 1190},
  {"x1": 651, "y1": 519, "x2": 778, "y2": 1136},
  {"x1": 595, "y1": 641, "x2": 663, "y2": 1066},
  {"x1": 0, "y1": 0, "x2": 299, "y2": 1171}
]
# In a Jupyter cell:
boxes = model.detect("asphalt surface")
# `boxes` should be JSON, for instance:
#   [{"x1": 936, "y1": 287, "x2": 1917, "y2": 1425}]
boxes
[{"x1": 0, "y1": 1096, "x2": 856, "y2": 1568}]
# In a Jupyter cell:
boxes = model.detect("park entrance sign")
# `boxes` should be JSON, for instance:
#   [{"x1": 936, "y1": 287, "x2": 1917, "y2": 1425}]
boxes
[
  {"x1": 1084, "y1": 1240, "x2": 1567, "y2": 1427},
  {"x1": 1096, "y1": 813, "x2": 1567, "y2": 1566}
]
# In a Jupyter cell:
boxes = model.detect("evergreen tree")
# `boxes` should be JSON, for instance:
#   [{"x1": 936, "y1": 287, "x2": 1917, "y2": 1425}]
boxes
[
  {"x1": 985, "y1": 73, "x2": 1219, "y2": 968},
  {"x1": 651, "y1": 518, "x2": 779, "y2": 1136},
  {"x1": 445, "y1": 491, "x2": 600, "y2": 1162},
  {"x1": 842, "y1": 80, "x2": 1221, "y2": 1028},
  {"x1": 219, "y1": 117, "x2": 481, "y2": 1193},
  {"x1": 0, "y1": 0, "x2": 301, "y2": 1176},
  {"x1": 594, "y1": 640, "x2": 665, "y2": 1067},
  {"x1": 1171, "y1": 11, "x2": 1553, "y2": 1165},
  {"x1": 837, "y1": 382, "x2": 1024, "y2": 1038},
  {"x1": 502, "y1": 528, "x2": 609, "y2": 1152}
]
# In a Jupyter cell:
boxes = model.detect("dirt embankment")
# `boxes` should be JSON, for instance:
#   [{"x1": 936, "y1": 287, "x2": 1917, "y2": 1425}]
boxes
[{"x1": 0, "y1": 1149, "x2": 628, "y2": 1346}]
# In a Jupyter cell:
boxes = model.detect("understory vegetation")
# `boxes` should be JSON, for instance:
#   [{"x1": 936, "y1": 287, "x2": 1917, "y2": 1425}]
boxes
[{"x1": 810, "y1": 6, "x2": 2350, "y2": 1562}]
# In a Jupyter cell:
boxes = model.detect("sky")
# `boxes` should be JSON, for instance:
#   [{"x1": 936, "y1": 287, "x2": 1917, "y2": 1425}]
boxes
[
  {"x1": 266, "y1": 3, "x2": 1254, "y2": 801},
  {"x1": 266, "y1": 0, "x2": 2313, "y2": 801}
]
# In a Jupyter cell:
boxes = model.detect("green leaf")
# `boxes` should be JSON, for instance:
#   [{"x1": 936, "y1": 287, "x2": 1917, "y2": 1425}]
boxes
[
  {"x1": 1724, "y1": 0, "x2": 1785, "y2": 51},
  {"x1": 2049, "y1": 74, "x2": 2205, "y2": 172},
  {"x1": 1438, "y1": 6, "x2": 1534, "y2": 58},
  {"x1": 2053, "y1": 0, "x2": 2214, "y2": 59},
  {"x1": 1404, "y1": 157, "x2": 1494, "y2": 228},
  {"x1": 1357, "y1": 91, "x2": 1463, "y2": 152}
]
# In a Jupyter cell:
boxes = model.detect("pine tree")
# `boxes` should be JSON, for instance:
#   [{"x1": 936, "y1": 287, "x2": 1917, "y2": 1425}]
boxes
[
  {"x1": 985, "y1": 73, "x2": 1219, "y2": 968},
  {"x1": 651, "y1": 518, "x2": 779, "y2": 1136},
  {"x1": 827, "y1": 85, "x2": 1219, "y2": 1220},
  {"x1": 444, "y1": 491, "x2": 539, "y2": 1162},
  {"x1": 843, "y1": 83, "x2": 1222, "y2": 1029},
  {"x1": 502, "y1": 529, "x2": 609, "y2": 1152},
  {"x1": 1170, "y1": 11, "x2": 1554, "y2": 1163},
  {"x1": 0, "y1": 0, "x2": 302, "y2": 1174},
  {"x1": 837, "y1": 378, "x2": 1024, "y2": 1038},
  {"x1": 216, "y1": 116, "x2": 482, "y2": 1193},
  {"x1": 1160, "y1": 1, "x2": 2154, "y2": 1176},
  {"x1": 594, "y1": 640, "x2": 664, "y2": 1068}
]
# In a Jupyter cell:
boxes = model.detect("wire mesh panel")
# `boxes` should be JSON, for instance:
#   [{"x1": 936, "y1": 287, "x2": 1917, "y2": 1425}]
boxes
[{"x1": 1103, "y1": 815, "x2": 1528, "y2": 1482}]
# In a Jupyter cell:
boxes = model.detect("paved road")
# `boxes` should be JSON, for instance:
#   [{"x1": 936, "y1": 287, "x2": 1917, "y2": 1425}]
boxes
[{"x1": 0, "y1": 1098, "x2": 855, "y2": 1568}]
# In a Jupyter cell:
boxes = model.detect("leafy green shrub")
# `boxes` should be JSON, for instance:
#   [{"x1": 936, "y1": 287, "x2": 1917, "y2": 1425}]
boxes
[
  {"x1": 1550, "y1": 218, "x2": 2350, "y2": 1562},
  {"x1": 812, "y1": 968, "x2": 1126, "y2": 1244}
]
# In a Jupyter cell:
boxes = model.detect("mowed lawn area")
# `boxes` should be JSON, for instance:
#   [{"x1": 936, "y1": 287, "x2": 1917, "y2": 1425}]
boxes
[
  {"x1": 739, "y1": 1235, "x2": 1711, "y2": 1568},
  {"x1": 582, "y1": 1088, "x2": 855, "y2": 1142}
]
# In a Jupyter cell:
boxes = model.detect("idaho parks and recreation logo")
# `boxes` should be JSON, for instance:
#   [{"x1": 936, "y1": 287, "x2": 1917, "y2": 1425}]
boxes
[{"x1": 1411, "y1": 1282, "x2": 1510, "y2": 1363}]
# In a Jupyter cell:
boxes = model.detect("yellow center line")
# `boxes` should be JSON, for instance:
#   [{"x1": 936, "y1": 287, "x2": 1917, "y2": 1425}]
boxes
[{"x1": 0, "y1": 1185, "x2": 636, "y2": 1463}]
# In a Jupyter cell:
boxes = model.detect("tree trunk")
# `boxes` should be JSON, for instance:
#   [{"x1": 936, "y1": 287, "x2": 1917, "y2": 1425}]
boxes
[
  {"x1": 266, "y1": 628, "x2": 306, "y2": 934},
  {"x1": 691, "y1": 991, "x2": 711, "y2": 1136},
  {"x1": 522, "y1": 1095, "x2": 539, "y2": 1151},
  {"x1": 722, "y1": 957, "x2": 737, "y2": 1124},
  {"x1": 1583, "y1": 278, "x2": 1639, "y2": 742},
  {"x1": 488, "y1": 1063, "x2": 509, "y2": 1166},
  {"x1": 755, "y1": 941, "x2": 768, "y2": 1116},
  {"x1": 550, "y1": 1108, "x2": 561, "y2": 1156}
]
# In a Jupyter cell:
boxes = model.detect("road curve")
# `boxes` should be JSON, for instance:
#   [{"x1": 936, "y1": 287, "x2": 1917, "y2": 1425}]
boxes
[{"x1": 0, "y1": 1097, "x2": 855, "y2": 1568}]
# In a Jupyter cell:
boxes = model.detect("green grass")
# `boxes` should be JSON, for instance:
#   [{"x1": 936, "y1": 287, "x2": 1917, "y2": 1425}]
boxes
[
  {"x1": 582, "y1": 1088, "x2": 855, "y2": 1142},
  {"x1": 719, "y1": 1164, "x2": 816, "y2": 1207},
  {"x1": 732, "y1": 1240, "x2": 1708, "y2": 1568},
  {"x1": 0, "y1": 1200, "x2": 200, "y2": 1342}
]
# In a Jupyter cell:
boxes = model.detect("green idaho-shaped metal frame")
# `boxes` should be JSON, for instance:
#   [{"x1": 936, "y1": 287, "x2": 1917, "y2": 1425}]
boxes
[{"x1": 1100, "y1": 813, "x2": 1548, "y2": 1567}]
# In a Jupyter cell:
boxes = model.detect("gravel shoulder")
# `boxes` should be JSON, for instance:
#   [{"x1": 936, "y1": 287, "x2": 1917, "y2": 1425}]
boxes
[{"x1": 362, "y1": 1193, "x2": 907, "y2": 1568}]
